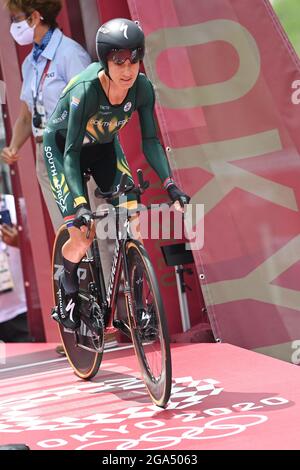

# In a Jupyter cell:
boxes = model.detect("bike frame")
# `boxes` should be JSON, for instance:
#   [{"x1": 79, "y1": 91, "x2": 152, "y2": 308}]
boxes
[
  {"x1": 81, "y1": 171, "x2": 170, "y2": 340},
  {"x1": 83, "y1": 172, "x2": 137, "y2": 338},
  {"x1": 91, "y1": 208, "x2": 133, "y2": 337}
]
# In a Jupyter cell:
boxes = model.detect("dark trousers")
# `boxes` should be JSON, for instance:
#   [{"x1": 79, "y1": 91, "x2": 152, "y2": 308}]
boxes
[{"x1": 0, "y1": 313, "x2": 32, "y2": 342}]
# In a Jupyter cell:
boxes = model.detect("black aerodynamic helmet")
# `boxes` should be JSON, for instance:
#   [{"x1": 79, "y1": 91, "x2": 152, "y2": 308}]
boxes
[{"x1": 96, "y1": 18, "x2": 145, "y2": 75}]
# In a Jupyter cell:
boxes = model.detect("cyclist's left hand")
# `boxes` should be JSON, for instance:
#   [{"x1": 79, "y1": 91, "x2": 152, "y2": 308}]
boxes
[
  {"x1": 73, "y1": 204, "x2": 93, "y2": 231},
  {"x1": 167, "y1": 184, "x2": 190, "y2": 213}
]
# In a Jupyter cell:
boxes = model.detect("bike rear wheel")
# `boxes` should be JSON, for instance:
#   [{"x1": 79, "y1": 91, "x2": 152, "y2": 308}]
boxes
[
  {"x1": 125, "y1": 240, "x2": 172, "y2": 407},
  {"x1": 52, "y1": 225, "x2": 103, "y2": 379}
]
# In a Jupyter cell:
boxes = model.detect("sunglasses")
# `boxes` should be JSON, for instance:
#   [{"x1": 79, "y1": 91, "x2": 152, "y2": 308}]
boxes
[
  {"x1": 11, "y1": 13, "x2": 28, "y2": 23},
  {"x1": 11, "y1": 11, "x2": 44, "y2": 23},
  {"x1": 107, "y1": 48, "x2": 144, "y2": 65}
]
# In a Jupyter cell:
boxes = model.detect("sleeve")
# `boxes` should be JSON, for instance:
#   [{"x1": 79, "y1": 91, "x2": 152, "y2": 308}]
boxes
[
  {"x1": 62, "y1": 42, "x2": 92, "y2": 84},
  {"x1": 19, "y1": 58, "x2": 30, "y2": 104},
  {"x1": 20, "y1": 83, "x2": 27, "y2": 103},
  {"x1": 137, "y1": 75, "x2": 172, "y2": 184},
  {"x1": 63, "y1": 82, "x2": 93, "y2": 207}
]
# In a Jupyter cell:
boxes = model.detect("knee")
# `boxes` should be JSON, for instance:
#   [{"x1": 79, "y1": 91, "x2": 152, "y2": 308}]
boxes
[
  {"x1": 71, "y1": 226, "x2": 95, "y2": 251},
  {"x1": 75, "y1": 236, "x2": 93, "y2": 253}
]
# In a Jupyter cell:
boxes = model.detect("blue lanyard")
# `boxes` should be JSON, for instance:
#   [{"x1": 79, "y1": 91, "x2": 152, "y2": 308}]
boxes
[{"x1": 32, "y1": 59, "x2": 51, "y2": 105}]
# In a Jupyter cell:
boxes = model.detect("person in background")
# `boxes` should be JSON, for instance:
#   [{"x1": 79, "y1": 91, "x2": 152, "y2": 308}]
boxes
[
  {"x1": 1, "y1": 0, "x2": 91, "y2": 231},
  {"x1": 0, "y1": 197, "x2": 31, "y2": 342}
]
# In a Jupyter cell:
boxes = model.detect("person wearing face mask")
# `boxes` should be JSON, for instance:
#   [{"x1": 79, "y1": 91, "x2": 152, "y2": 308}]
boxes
[{"x1": 1, "y1": 0, "x2": 91, "y2": 232}]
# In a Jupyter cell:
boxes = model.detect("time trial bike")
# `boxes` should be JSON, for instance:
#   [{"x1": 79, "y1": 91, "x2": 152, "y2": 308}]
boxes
[{"x1": 51, "y1": 169, "x2": 172, "y2": 408}]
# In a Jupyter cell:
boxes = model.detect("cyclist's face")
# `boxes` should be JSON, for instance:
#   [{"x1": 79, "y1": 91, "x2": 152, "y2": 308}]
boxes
[{"x1": 108, "y1": 59, "x2": 139, "y2": 89}]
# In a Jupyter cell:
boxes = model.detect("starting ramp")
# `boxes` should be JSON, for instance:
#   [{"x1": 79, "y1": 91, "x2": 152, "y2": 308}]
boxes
[{"x1": 0, "y1": 342, "x2": 299, "y2": 450}]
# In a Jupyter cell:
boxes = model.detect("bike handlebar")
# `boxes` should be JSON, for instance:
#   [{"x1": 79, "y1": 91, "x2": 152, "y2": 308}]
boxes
[
  {"x1": 94, "y1": 169, "x2": 149, "y2": 200},
  {"x1": 81, "y1": 169, "x2": 174, "y2": 238},
  {"x1": 92, "y1": 168, "x2": 179, "y2": 223},
  {"x1": 92, "y1": 200, "x2": 173, "y2": 221}
]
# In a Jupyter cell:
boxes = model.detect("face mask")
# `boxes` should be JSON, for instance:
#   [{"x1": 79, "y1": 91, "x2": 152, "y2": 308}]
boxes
[{"x1": 10, "y1": 19, "x2": 35, "y2": 46}]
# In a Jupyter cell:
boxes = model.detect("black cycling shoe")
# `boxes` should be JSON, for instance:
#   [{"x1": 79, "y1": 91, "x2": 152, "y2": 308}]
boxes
[{"x1": 52, "y1": 277, "x2": 81, "y2": 330}]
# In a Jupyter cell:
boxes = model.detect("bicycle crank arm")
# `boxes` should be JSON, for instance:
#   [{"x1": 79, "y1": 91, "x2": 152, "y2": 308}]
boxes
[
  {"x1": 80, "y1": 315, "x2": 103, "y2": 337},
  {"x1": 113, "y1": 319, "x2": 132, "y2": 339}
]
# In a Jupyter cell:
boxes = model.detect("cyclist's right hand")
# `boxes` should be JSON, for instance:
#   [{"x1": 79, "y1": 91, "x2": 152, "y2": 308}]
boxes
[
  {"x1": 1, "y1": 146, "x2": 20, "y2": 165},
  {"x1": 166, "y1": 184, "x2": 191, "y2": 209},
  {"x1": 73, "y1": 204, "x2": 93, "y2": 230}
]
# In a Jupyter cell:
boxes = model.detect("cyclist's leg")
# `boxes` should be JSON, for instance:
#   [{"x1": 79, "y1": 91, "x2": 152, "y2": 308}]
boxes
[
  {"x1": 84, "y1": 141, "x2": 117, "y2": 192},
  {"x1": 87, "y1": 139, "x2": 141, "y2": 241},
  {"x1": 44, "y1": 131, "x2": 95, "y2": 328},
  {"x1": 54, "y1": 222, "x2": 96, "y2": 329},
  {"x1": 62, "y1": 225, "x2": 95, "y2": 262},
  {"x1": 112, "y1": 137, "x2": 142, "y2": 242}
]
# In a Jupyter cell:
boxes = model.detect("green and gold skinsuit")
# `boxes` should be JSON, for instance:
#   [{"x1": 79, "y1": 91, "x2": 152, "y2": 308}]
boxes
[{"x1": 43, "y1": 62, "x2": 172, "y2": 226}]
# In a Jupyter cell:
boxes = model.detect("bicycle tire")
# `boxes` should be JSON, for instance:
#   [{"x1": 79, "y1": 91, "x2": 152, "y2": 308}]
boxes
[
  {"x1": 52, "y1": 225, "x2": 102, "y2": 379},
  {"x1": 125, "y1": 240, "x2": 172, "y2": 407}
]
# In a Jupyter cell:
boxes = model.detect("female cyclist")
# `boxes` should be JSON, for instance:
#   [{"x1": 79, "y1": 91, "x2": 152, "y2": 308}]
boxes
[{"x1": 43, "y1": 18, "x2": 190, "y2": 329}]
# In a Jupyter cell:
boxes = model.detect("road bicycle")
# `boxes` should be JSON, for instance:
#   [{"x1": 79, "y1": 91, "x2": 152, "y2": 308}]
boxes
[{"x1": 52, "y1": 170, "x2": 172, "y2": 407}]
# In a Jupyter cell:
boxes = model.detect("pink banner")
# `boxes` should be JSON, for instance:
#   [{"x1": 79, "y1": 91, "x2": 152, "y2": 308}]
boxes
[{"x1": 128, "y1": 0, "x2": 300, "y2": 358}]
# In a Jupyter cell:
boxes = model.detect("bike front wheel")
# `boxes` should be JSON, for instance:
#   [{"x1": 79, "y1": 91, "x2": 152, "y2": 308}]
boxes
[{"x1": 125, "y1": 240, "x2": 172, "y2": 407}]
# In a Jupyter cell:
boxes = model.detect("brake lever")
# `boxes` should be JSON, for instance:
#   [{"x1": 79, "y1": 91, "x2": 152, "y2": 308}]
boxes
[
  {"x1": 118, "y1": 173, "x2": 128, "y2": 194},
  {"x1": 137, "y1": 169, "x2": 149, "y2": 193}
]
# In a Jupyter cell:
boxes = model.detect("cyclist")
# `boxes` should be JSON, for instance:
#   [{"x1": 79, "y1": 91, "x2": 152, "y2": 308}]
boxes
[{"x1": 43, "y1": 18, "x2": 190, "y2": 330}]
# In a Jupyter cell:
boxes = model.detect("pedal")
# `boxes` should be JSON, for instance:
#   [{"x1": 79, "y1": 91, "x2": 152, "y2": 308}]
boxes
[
  {"x1": 113, "y1": 319, "x2": 122, "y2": 329},
  {"x1": 51, "y1": 307, "x2": 59, "y2": 322},
  {"x1": 51, "y1": 309, "x2": 66, "y2": 327},
  {"x1": 81, "y1": 316, "x2": 102, "y2": 337}
]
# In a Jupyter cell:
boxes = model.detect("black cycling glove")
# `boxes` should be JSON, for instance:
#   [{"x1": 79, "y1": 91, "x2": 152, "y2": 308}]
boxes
[
  {"x1": 166, "y1": 184, "x2": 191, "y2": 208},
  {"x1": 73, "y1": 204, "x2": 93, "y2": 229}
]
